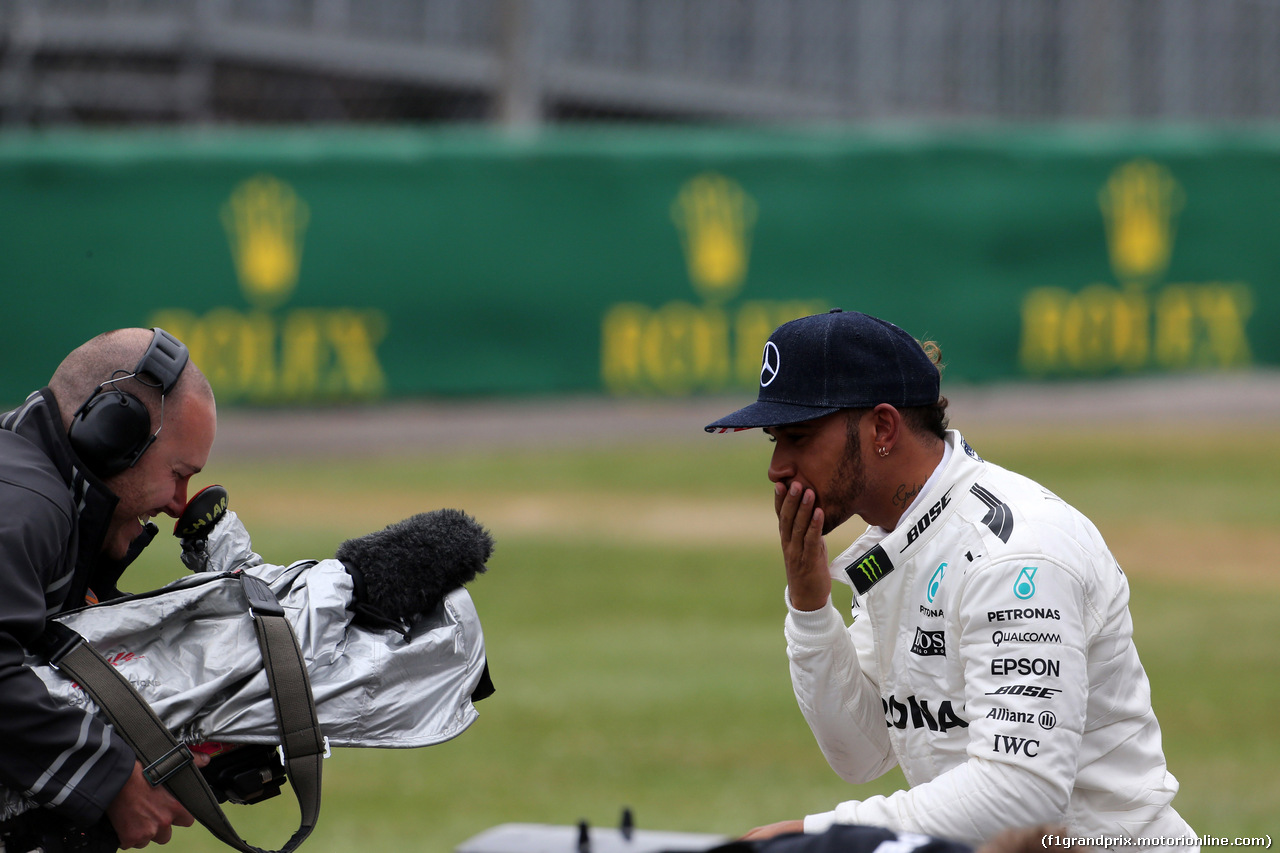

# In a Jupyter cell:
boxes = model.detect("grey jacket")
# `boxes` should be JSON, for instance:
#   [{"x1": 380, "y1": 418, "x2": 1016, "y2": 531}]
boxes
[{"x1": 0, "y1": 390, "x2": 135, "y2": 825}]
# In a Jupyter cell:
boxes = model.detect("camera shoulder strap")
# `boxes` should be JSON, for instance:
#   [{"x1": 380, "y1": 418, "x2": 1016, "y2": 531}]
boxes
[{"x1": 39, "y1": 573, "x2": 323, "y2": 853}]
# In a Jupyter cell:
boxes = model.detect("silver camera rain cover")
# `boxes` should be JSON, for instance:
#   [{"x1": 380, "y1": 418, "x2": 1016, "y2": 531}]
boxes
[{"x1": 2, "y1": 511, "x2": 488, "y2": 820}]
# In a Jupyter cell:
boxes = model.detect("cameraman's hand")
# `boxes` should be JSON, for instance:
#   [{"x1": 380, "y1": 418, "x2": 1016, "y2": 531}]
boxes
[{"x1": 106, "y1": 754, "x2": 210, "y2": 848}]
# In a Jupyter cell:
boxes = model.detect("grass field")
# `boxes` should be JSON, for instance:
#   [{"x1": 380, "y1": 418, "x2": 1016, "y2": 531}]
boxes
[{"x1": 123, "y1": 418, "x2": 1280, "y2": 852}]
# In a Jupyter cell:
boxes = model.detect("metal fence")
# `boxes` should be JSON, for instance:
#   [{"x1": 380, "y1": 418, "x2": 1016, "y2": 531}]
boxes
[{"x1": 2, "y1": 0, "x2": 1280, "y2": 125}]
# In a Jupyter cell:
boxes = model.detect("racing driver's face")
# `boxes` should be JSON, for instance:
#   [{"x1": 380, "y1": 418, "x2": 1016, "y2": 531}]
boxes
[{"x1": 765, "y1": 410, "x2": 866, "y2": 535}]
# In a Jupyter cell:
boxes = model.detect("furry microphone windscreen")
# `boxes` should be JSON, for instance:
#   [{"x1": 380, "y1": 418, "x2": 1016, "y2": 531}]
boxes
[{"x1": 335, "y1": 508, "x2": 494, "y2": 620}]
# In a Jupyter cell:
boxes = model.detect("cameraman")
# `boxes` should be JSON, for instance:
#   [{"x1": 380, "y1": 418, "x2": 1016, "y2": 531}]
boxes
[{"x1": 0, "y1": 329, "x2": 215, "y2": 849}]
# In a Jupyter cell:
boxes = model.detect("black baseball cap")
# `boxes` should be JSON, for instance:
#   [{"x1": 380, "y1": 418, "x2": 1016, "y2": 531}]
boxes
[{"x1": 704, "y1": 309, "x2": 940, "y2": 432}]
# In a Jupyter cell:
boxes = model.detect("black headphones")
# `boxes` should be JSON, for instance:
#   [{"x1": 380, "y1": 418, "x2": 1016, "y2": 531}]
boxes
[{"x1": 68, "y1": 328, "x2": 190, "y2": 479}]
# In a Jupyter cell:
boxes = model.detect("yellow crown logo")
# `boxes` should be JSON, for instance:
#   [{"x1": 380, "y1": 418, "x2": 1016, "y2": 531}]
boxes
[
  {"x1": 671, "y1": 172, "x2": 758, "y2": 302},
  {"x1": 1098, "y1": 159, "x2": 1183, "y2": 286},
  {"x1": 221, "y1": 174, "x2": 310, "y2": 309}
]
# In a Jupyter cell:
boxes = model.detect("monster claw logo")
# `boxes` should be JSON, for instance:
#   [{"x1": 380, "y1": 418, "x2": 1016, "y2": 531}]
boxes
[
  {"x1": 221, "y1": 174, "x2": 310, "y2": 310},
  {"x1": 1098, "y1": 159, "x2": 1183, "y2": 287},
  {"x1": 671, "y1": 172, "x2": 758, "y2": 303},
  {"x1": 847, "y1": 546, "x2": 894, "y2": 593}
]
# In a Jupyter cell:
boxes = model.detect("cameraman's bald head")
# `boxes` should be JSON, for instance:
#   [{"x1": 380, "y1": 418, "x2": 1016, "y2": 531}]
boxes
[
  {"x1": 48, "y1": 329, "x2": 213, "y2": 432},
  {"x1": 46, "y1": 329, "x2": 216, "y2": 558}
]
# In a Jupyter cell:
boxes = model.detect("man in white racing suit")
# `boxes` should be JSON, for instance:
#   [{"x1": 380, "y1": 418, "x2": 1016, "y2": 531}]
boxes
[{"x1": 704, "y1": 309, "x2": 1196, "y2": 850}]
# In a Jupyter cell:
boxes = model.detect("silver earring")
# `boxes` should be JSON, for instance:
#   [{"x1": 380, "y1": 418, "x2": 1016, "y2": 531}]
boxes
[{"x1": 877, "y1": 446, "x2": 889, "y2": 458}]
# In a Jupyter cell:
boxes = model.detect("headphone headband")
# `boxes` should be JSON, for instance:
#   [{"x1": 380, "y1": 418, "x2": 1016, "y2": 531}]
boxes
[{"x1": 136, "y1": 328, "x2": 189, "y2": 395}]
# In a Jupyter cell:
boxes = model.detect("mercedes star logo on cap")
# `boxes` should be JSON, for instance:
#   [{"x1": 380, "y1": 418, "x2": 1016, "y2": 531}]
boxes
[{"x1": 760, "y1": 341, "x2": 781, "y2": 387}]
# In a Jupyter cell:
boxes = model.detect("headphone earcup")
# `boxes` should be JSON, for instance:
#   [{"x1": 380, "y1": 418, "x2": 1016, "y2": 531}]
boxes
[{"x1": 68, "y1": 390, "x2": 153, "y2": 479}]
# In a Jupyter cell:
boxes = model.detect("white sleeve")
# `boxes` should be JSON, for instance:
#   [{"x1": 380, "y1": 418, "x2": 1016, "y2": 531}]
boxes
[
  {"x1": 785, "y1": 588, "x2": 896, "y2": 785},
  {"x1": 803, "y1": 559, "x2": 1089, "y2": 845}
]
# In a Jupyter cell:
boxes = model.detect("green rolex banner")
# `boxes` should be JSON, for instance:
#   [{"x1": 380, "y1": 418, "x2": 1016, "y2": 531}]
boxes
[{"x1": 0, "y1": 126, "x2": 1274, "y2": 407}]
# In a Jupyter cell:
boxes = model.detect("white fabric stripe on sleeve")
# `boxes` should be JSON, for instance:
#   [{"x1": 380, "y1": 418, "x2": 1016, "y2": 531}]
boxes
[
  {"x1": 25, "y1": 713, "x2": 92, "y2": 800},
  {"x1": 45, "y1": 571, "x2": 73, "y2": 595},
  {"x1": 1, "y1": 393, "x2": 43, "y2": 430},
  {"x1": 47, "y1": 726, "x2": 114, "y2": 808}
]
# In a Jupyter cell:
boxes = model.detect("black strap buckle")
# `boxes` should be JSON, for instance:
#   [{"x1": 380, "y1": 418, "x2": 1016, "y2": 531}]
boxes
[
  {"x1": 143, "y1": 742, "x2": 194, "y2": 787},
  {"x1": 241, "y1": 574, "x2": 284, "y2": 618}
]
